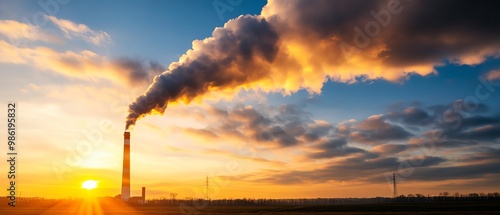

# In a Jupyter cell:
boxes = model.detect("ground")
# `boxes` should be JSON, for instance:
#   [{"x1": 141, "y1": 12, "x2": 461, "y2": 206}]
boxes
[{"x1": 1, "y1": 199, "x2": 499, "y2": 215}]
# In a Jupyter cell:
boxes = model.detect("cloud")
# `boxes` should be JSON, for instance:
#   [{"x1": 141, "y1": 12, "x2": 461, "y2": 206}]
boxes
[
  {"x1": 453, "y1": 124, "x2": 500, "y2": 141},
  {"x1": 307, "y1": 138, "x2": 367, "y2": 159},
  {"x1": 47, "y1": 15, "x2": 111, "y2": 45},
  {"x1": 387, "y1": 107, "x2": 434, "y2": 126},
  {"x1": 183, "y1": 127, "x2": 219, "y2": 139},
  {"x1": 167, "y1": 101, "x2": 500, "y2": 187},
  {"x1": 0, "y1": 17, "x2": 163, "y2": 87},
  {"x1": 254, "y1": 156, "x2": 402, "y2": 184},
  {"x1": 385, "y1": 101, "x2": 500, "y2": 150},
  {"x1": 351, "y1": 114, "x2": 412, "y2": 144},
  {"x1": 303, "y1": 120, "x2": 332, "y2": 141},
  {"x1": 485, "y1": 69, "x2": 500, "y2": 81},
  {"x1": 127, "y1": 1, "x2": 500, "y2": 127},
  {"x1": 0, "y1": 40, "x2": 164, "y2": 86},
  {"x1": 432, "y1": 110, "x2": 500, "y2": 142},
  {"x1": 262, "y1": 0, "x2": 500, "y2": 79},
  {"x1": 460, "y1": 147, "x2": 500, "y2": 163},
  {"x1": 377, "y1": 0, "x2": 500, "y2": 66},
  {"x1": 408, "y1": 137, "x2": 478, "y2": 148},
  {"x1": 401, "y1": 156, "x2": 447, "y2": 168},
  {"x1": 204, "y1": 148, "x2": 285, "y2": 166},
  {"x1": 207, "y1": 104, "x2": 306, "y2": 147},
  {"x1": 400, "y1": 162, "x2": 500, "y2": 182},
  {"x1": 251, "y1": 154, "x2": 463, "y2": 185},
  {"x1": 0, "y1": 20, "x2": 54, "y2": 42},
  {"x1": 371, "y1": 143, "x2": 408, "y2": 155},
  {"x1": 201, "y1": 101, "x2": 500, "y2": 155},
  {"x1": 179, "y1": 104, "x2": 335, "y2": 149}
]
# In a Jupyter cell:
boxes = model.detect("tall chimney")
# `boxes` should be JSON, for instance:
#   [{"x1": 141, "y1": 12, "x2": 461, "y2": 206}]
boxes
[
  {"x1": 121, "y1": 131, "x2": 131, "y2": 201},
  {"x1": 142, "y1": 187, "x2": 146, "y2": 204}
]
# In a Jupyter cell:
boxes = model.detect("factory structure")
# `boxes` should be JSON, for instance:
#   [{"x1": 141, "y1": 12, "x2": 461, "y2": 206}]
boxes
[{"x1": 118, "y1": 131, "x2": 146, "y2": 204}]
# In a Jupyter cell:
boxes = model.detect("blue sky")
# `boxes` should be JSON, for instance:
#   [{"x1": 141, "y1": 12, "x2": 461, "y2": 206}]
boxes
[
  {"x1": 4, "y1": 0, "x2": 497, "y2": 122},
  {"x1": 0, "y1": 0, "x2": 267, "y2": 61}
]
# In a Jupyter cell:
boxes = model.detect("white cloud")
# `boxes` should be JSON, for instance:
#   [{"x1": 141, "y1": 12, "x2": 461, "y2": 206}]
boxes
[
  {"x1": 0, "y1": 20, "x2": 55, "y2": 42},
  {"x1": 46, "y1": 15, "x2": 111, "y2": 45}
]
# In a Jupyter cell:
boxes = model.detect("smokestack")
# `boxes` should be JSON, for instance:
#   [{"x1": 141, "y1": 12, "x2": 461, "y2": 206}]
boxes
[
  {"x1": 142, "y1": 187, "x2": 146, "y2": 204},
  {"x1": 121, "y1": 131, "x2": 131, "y2": 201}
]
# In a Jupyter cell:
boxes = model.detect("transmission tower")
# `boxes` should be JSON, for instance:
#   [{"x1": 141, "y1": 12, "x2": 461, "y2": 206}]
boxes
[
  {"x1": 205, "y1": 176, "x2": 210, "y2": 201},
  {"x1": 392, "y1": 173, "x2": 398, "y2": 198}
]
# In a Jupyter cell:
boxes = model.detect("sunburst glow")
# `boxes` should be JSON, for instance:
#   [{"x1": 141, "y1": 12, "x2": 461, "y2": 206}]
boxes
[{"x1": 82, "y1": 180, "x2": 98, "y2": 190}]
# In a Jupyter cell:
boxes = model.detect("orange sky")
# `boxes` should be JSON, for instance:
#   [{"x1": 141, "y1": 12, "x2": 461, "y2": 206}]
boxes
[{"x1": 1, "y1": 0, "x2": 500, "y2": 200}]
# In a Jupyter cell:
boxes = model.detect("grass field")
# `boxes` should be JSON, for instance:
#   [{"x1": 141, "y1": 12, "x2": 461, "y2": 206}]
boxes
[{"x1": 1, "y1": 199, "x2": 499, "y2": 215}]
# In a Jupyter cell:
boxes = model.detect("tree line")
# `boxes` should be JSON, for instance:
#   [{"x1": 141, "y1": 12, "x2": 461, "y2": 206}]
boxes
[{"x1": 142, "y1": 192, "x2": 500, "y2": 206}]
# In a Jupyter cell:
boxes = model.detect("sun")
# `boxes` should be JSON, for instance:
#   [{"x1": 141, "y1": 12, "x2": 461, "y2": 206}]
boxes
[{"x1": 82, "y1": 180, "x2": 98, "y2": 190}]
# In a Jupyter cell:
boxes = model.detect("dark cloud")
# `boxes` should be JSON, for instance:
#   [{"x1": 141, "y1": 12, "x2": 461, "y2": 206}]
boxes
[
  {"x1": 231, "y1": 105, "x2": 272, "y2": 128},
  {"x1": 303, "y1": 121, "x2": 332, "y2": 141},
  {"x1": 307, "y1": 138, "x2": 367, "y2": 159},
  {"x1": 458, "y1": 147, "x2": 500, "y2": 163},
  {"x1": 197, "y1": 101, "x2": 500, "y2": 161},
  {"x1": 253, "y1": 154, "x2": 500, "y2": 185},
  {"x1": 460, "y1": 115, "x2": 500, "y2": 130},
  {"x1": 128, "y1": 1, "x2": 500, "y2": 128},
  {"x1": 256, "y1": 155, "x2": 446, "y2": 184},
  {"x1": 401, "y1": 156, "x2": 447, "y2": 168},
  {"x1": 436, "y1": 113, "x2": 500, "y2": 142},
  {"x1": 170, "y1": 100, "x2": 500, "y2": 187},
  {"x1": 255, "y1": 125, "x2": 299, "y2": 147},
  {"x1": 401, "y1": 162, "x2": 500, "y2": 182},
  {"x1": 351, "y1": 115, "x2": 412, "y2": 144},
  {"x1": 428, "y1": 100, "x2": 489, "y2": 118},
  {"x1": 256, "y1": 156, "x2": 401, "y2": 184},
  {"x1": 452, "y1": 124, "x2": 500, "y2": 141},
  {"x1": 386, "y1": 107, "x2": 433, "y2": 126},
  {"x1": 201, "y1": 104, "x2": 415, "y2": 150},
  {"x1": 204, "y1": 104, "x2": 311, "y2": 147},
  {"x1": 380, "y1": 0, "x2": 500, "y2": 66},
  {"x1": 410, "y1": 137, "x2": 478, "y2": 148},
  {"x1": 387, "y1": 101, "x2": 500, "y2": 146},
  {"x1": 266, "y1": 0, "x2": 380, "y2": 39}
]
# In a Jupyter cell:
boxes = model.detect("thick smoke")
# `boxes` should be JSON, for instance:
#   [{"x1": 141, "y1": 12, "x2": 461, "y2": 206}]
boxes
[
  {"x1": 112, "y1": 58, "x2": 166, "y2": 86},
  {"x1": 126, "y1": 16, "x2": 279, "y2": 129},
  {"x1": 126, "y1": 0, "x2": 500, "y2": 129}
]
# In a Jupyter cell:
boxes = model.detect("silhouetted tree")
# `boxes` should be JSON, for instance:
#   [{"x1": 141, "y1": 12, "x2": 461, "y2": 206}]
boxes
[{"x1": 170, "y1": 193, "x2": 177, "y2": 203}]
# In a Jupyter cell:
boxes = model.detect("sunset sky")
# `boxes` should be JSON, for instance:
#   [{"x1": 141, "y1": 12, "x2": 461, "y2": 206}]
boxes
[{"x1": 1, "y1": 0, "x2": 499, "y2": 199}]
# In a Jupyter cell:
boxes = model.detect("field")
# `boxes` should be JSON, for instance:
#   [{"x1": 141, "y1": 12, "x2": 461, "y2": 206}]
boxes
[{"x1": 1, "y1": 199, "x2": 499, "y2": 215}]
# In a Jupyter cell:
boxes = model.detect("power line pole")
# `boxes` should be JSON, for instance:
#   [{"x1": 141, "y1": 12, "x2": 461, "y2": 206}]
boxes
[
  {"x1": 393, "y1": 173, "x2": 398, "y2": 198},
  {"x1": 205, "y1": 176, "x2": 209, "y2": 201}
]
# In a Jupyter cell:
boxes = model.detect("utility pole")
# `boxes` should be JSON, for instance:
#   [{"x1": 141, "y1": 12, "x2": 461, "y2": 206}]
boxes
[
  {"x1": 393, "y1": 173, "x2": 398, "y2": 198},
  {"x1": 205, "y1": 176, "x2": 210, "y2": 201}
]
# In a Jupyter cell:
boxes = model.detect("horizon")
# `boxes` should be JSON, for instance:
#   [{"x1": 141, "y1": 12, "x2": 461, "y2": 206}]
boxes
[
  {"x1": 1, "y1": 0, "x2": 500, "y2": 204},
  {"x1": 8, "y1": 191, "x2": 500, "y2": 200}
]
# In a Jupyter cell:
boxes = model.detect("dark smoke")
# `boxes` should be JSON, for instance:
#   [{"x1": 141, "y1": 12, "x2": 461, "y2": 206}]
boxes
[
  {"x1": 112, "y1": 58, "x2": 166, "y2": 86},
  {"x1": 126, "y1": 16, "x2": 279, "y2": 129},
  {"x1": 126, "y1": 0, "x2": 500, "y2": 129}
]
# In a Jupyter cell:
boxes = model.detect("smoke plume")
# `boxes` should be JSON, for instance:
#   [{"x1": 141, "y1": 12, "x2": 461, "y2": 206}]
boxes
[{"x1": 126, "y1": 0, "x2": 500, "y2": 129}]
